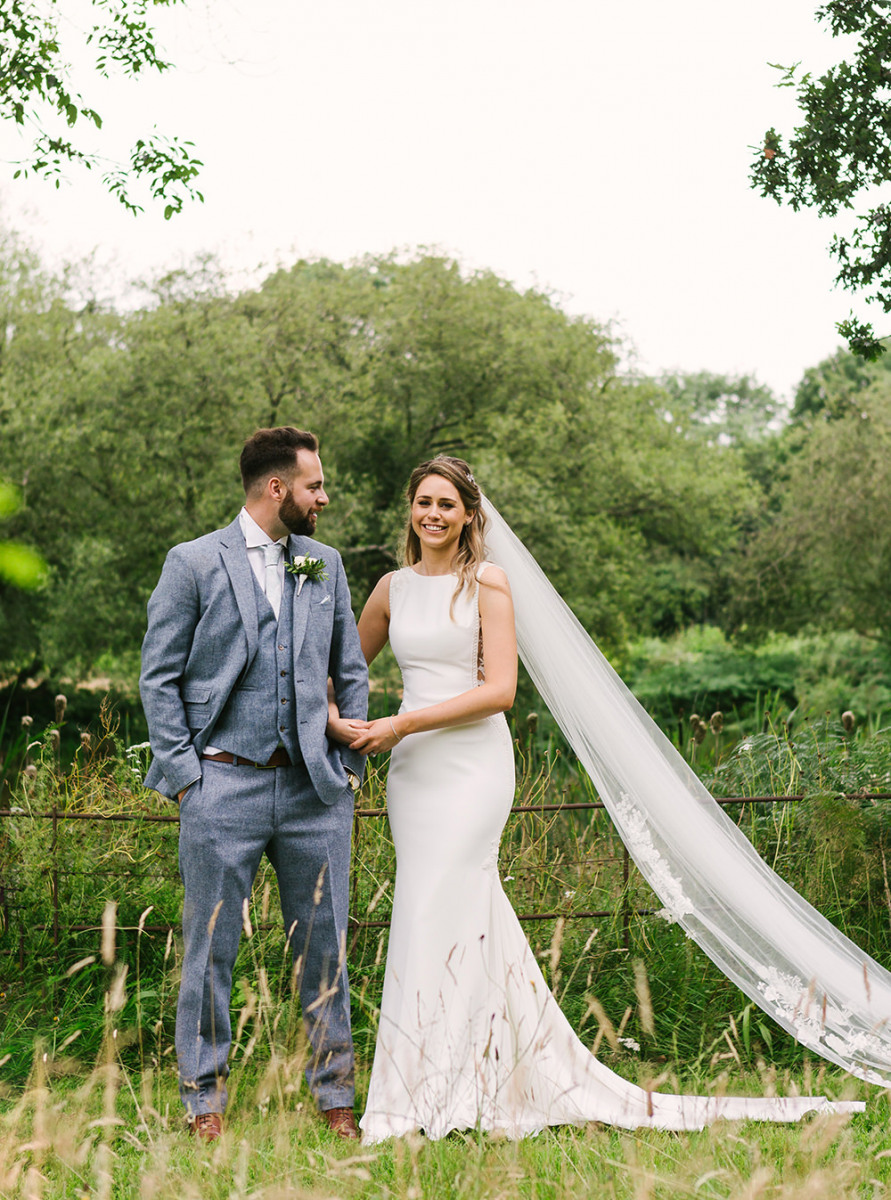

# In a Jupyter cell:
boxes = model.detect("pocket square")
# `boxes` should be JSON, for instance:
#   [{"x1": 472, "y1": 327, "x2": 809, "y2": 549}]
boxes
[{"x1": 318, "y1": 596, "x2": 331, "y2": 606}]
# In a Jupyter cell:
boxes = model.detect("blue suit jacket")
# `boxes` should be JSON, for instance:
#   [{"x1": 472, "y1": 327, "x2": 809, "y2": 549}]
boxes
[{"x1": 139, "y1": 517, "x2": 368, "y2": 803}]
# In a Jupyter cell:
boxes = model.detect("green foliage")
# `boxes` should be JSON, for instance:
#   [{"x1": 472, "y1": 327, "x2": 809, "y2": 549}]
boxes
[
  {"x1": 0, "y1": 243, "x2": 765, "y2": 677},
  {"x1": 1, "y1": 0, "x2": 203, "y2": 216},
  {"x1": 627, "y1": 627, "x2": 891, "y2": 736},
  {"x1": 728, "y1": 379, "x2": 891, "y2": 641},
  {"x1": 658, "y1": 371, "x2": 783, "y2": 447},
  {"x1": 750, "y1": 1, "x2": 891, "y2": 356},
  {"x1": 792, "y1": 346, "x2": 884, "y2": 421},
  {"x1": 4, "y1": 706, "x2": 891, "y2": 1090}
]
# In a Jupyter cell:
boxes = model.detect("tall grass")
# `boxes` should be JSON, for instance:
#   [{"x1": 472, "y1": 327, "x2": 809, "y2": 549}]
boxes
[{"x1": 2, "y1": 707, "x2": 891, "y2": 1195}]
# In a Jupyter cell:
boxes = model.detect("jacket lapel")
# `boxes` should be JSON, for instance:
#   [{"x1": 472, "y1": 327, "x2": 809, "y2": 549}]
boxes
[
  {"x1": 288, "y1": 534, "x2": 312, "y2": 658},
  {"x1": 220, "y1": 517, "x2": 259, "y2": 665}
]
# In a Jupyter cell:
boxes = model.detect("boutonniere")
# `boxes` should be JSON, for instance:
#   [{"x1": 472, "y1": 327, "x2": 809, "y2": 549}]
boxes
[{"x1": 286, "y1": 554, "x2": 328, "y2": 596}]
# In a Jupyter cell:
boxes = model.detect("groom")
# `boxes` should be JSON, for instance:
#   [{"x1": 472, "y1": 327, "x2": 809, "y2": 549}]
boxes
[{"x1": 140, "y1": 426, "x2": 368, "y2": 1141}]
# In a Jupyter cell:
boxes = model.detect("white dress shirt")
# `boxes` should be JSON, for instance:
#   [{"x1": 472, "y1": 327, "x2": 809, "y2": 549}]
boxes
[{"x1": 238, "y1": 506, "x2": 289, "y2": 595}]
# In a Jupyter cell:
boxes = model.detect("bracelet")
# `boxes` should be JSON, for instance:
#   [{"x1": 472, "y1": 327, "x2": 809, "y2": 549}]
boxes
[{"x1": 388, "y1": 715, "x2": 403, "y2": 742}]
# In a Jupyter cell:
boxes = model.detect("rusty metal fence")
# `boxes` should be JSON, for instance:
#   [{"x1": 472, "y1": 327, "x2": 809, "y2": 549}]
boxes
[{"x1": 5, "y1": 791, "x2": 887, "y2": 965}]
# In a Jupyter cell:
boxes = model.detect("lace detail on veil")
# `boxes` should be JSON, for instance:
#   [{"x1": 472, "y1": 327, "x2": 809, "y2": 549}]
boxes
[{"x1": 615, "y1": 794, "x2": 693, "y2": 925}]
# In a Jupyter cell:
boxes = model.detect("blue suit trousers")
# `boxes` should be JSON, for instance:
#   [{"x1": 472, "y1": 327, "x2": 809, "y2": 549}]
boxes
[{"x1": 175, "y1": 759, "x2": 355, "y2": 1115}]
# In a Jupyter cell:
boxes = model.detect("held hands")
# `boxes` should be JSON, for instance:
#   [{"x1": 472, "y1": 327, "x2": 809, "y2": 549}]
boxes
[
  {"x1": 347, "y1": 716, "x2": 403, "y2": 754},
  {"x1": 326, "y1": 714, "x2": 362, "y2": 746}
]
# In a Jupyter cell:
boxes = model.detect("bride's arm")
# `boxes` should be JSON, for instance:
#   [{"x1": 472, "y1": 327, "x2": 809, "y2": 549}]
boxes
[
  {"x1": 357, "y1": 572, "x2": 392, "y2": 665},
  {"x1": 326, "y1": 573, "x2": 392, "y2": 744},
  {"x1": 348, "y1": 565, "x2": 517, "y2": 754}
]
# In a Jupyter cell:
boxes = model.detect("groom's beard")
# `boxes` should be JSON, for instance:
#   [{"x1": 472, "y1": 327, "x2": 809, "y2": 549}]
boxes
[{"x1": 278, "y1": 489, "x2": 318, "y2": 536}]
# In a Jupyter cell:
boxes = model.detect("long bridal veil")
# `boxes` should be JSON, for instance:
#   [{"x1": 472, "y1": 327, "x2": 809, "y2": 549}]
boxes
[{"x1": 482, "y1": 496, "x2": 891, "y2": 1085}]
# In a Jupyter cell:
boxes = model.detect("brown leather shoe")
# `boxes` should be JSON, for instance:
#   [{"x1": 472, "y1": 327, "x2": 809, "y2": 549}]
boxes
[
  {"x1": 188, "y1": 1112, "x2": 223, "y2": 1142},
  {"x1": 322, "y1": 1106, "x2": 359, "y2": 1139}
]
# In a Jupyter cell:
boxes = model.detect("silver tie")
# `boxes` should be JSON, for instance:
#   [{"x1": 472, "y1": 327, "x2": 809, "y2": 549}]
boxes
[{"x1": 263, "y1": 542, "x2": 284, "y2": 618}]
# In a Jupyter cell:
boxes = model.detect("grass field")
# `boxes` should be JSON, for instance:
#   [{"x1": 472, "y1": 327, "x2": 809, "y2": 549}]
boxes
[
  {"x1": 1, "y1": 1050, "x2": 885, "y2": 1199},
  {"x1": 4, "y1": 710, "x2": 891, "y2": 1196}
]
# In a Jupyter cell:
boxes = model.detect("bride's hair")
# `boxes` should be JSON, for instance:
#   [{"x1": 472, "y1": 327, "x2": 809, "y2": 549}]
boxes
[{"x1": 404, "y1": 456, "x2": 488, "y2": 610}]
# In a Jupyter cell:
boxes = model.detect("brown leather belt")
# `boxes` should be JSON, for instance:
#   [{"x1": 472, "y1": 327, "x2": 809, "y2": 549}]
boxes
[{"x1": 201, "y1": 749, "x2": 292, "y2": 769}]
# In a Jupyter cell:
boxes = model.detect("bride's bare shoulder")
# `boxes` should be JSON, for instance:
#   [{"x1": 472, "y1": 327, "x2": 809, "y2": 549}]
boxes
[
  {"x1": 477, "y1": 562, "x2": 510, "y2": 594},
  {"x1": 364, "y1": 570, "x2": 398, "y2": 616}
]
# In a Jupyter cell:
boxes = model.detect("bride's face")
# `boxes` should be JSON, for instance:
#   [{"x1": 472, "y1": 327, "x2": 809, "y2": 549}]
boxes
[{"x1": 411, "y1": 474, "x2": 471, "y2": 554}]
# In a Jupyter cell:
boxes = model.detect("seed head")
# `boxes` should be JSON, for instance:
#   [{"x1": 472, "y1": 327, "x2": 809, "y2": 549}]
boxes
[
  {"x1": 526, "y1": 712, "x2": 539, "y2": 734},
  {"x1": 693, "y1": 718, "x2": 709, "y2": 745},
  {"x1": 21, "y1": 715, "x2": 33, "y2": 730},
  {"x1": 54, "y1": 694, "x2": 67, "y2": 722},
  {"x1": 841, "y1": 710, "x2": 856, "y2": 733},
  {"x1": 80, "y1": 731, "x2": 92, "y2": 749},
  {"x1": 709, "y1": 711, "x2": 724, "y2": 735}
]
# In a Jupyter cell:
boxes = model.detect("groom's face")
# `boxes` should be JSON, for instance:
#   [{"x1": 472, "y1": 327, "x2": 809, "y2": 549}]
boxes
[{"x1": 279, "y1": 450, "x2": 329, "y2": 536}]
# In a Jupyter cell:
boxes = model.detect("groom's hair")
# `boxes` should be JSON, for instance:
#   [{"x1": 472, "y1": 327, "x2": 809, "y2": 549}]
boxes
[{"x1": 240, "y1": 426, "x2": 319, "y2": 493}]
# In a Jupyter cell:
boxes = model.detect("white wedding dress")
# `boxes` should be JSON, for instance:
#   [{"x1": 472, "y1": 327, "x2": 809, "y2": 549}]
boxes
[{"x1": 358, "y1": 566, "x2": 864, "y2": 1143}]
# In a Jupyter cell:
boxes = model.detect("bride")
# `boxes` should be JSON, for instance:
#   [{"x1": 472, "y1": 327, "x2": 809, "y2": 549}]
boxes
[{"x1": 329, "y1": 456, "x2": 867, "y2": 1142}]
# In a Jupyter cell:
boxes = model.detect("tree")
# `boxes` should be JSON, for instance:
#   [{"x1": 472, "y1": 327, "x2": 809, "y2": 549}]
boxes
[
  {"x1": 751, "y1": 1, "x2": 891, "y2": 359},
  {"x1": 0, "y1": 246, "x2": 765, "y2": 677},
  {"x1": 792, "y1": 347, "x2": 879, "y2": 420},
  {"x1": 658, "y1": 372, "x2": 782, "y2": 446},
  {"x1": 728, "y1": 377, "x2": 891, "y2": 642},
  {"x1": 1, "y1": 0, "x2": 202, "y2": 217}
]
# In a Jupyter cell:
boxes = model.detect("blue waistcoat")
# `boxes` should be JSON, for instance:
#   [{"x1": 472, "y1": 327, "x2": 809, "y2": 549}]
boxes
[{"x1": 206, "y1": 568, "x2": 301, "y2": 764}]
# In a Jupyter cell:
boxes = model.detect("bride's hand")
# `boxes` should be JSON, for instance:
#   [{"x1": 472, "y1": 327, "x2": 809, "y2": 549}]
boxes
[{"x1": 348, "y1": 717, "x2": 402, "y2": 754}]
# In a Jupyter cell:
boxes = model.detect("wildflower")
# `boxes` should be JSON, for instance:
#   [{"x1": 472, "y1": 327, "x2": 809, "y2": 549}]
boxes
[
  {"x1": 618, "y1": 1036, "x2": 641, "y2": 1052},
  {"x1": 21, "y1": 715, "x2": 33, "y2": 730},
  {"x1": 54, "y1": 694, "x2": 67, "y2": 722},
  {"x1": 526, "y1": 712, "x2": 539, "y2": 734},
  {"x1": 841, "y1": 711, "x2": 856, "y2": 733},
  {"x1": 709, "y1": 711, "x2": 724, "y2": 735}
]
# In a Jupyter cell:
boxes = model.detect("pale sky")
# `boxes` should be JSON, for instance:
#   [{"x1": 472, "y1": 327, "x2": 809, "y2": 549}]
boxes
[{"x1": 0, "y1": 0, "x2": 872, "y2": 402}]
